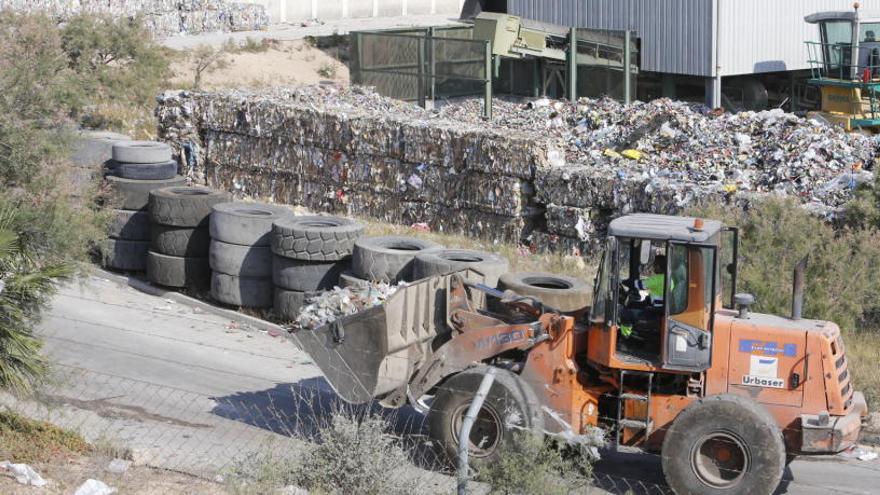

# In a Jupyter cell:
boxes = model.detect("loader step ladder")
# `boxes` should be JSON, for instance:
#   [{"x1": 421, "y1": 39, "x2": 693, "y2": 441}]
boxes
[{"x1": 615, "y1": 370, "x2": 653, "y2": 448}]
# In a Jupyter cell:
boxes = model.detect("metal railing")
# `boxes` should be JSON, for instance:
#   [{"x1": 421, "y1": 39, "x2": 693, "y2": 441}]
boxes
[{"x1": 806, "y1": 41, "x2": 880, "y2": 83}]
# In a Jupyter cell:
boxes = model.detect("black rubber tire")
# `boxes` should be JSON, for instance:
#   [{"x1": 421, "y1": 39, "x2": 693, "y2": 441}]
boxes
[
  {"x1": 71, "y1": 131, "x2": 130, "y2": 168},
  {"x1": 209, "y1": 240, "x2": 272, "y2": 278},
  {"x1": 338, "y1": 271, "x2": 370, "y2": 289},
  {"x1": 101, "y1": 238, "x2": 149, "y2": 272},
  {"x1": 112, "y1": 140, "x2": 172, "y2": 164},
  {"x1": 274, "y1": 288, "x2": 321, "y2": 321},
  {"x1": 149, "y1": 186, "x2": 231, "y2": 228},
  {"x1": 112, "y1": 160, "x2": 178, "y2": 180},
  {"x1": 107, "y1": 209, "x2": 151, "y2": 241},
  {"x1": 271, "y1": 215, "x2": 364, "y2": 261},
  {"x1": 661, "y1": 394, "x2": 786, "y2": 495},
  {"x1": 211, "y1": 272, "x2": 273, "y2": 308},
  {"x1": 351, "y1": 236, "x2": 442, "y2": 283},
  {"x1": 428, "y1": 366, "x2": 545, "y2": 466},
  {"x1": 210, "y1": 202, "x2": 295, "y2": 247},
  {"x1": 105, "y1": 175, "x2": 186, "y2": 211},
  {"x1": 496, "y1": 272, "x2": 591, "y2": 313},
  {"x1": 413, "y1": 249, "x2": 509, "y2": 287},
  {"x1": 273, "y1": 255, "x2": 350, "y2": 291},
  {"x1": 150, "y1": 225, "x2": 210, "y2": 257},
  {"x1": 146, "y1": 251, "x2": 210, "y2": 289}
]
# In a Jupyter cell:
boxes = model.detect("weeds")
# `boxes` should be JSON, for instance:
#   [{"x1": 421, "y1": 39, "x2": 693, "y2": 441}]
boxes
[
  {"x1": 317, "y1": 62, "x2": 338, "y2": 79},
  {"x1": 0, "y1": 409, "x2": 91, "y2": 463}
]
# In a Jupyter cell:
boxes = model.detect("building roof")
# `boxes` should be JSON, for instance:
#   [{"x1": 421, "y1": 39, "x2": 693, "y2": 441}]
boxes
[
  {"x1": 805, "y1": 10, "x2": 880, "y2": 23},
  {"x1": 608, "y1": 214, "x2": 723, "y2": 243}
]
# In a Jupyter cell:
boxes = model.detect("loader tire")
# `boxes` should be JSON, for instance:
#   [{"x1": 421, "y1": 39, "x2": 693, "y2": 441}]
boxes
[
  {"x1": 271, "y1": 215, "x2": 364, "y2": 261},
  {"x1": 274, "y1": 288, "x2": 321, "y2": 321},
  {"x1": 151, "y1": 225, "x2": 210, "y2": 257},
  {"x1": 496, "y1": 272, "x2": 590, "y2": 313},
  {"x1": 338, "y1": 271, "x2": 370, "y2": 289},
  {"x1": 661, "y1": 394, "x2": 785, "y2": 495},
  {"x1": 105, "y1": 175, "x2": 186, "y2": 210},
  {"x1": 209, "y1": 240, "x2": 272, "y2": 278},
  {"x1": 210, "y1": 202, "x2": 294, "y2": 246},
  {"x1": 112, "y1": 141, "x2": 172, "y2": 164},
  {"x1": 113, "y1": 160, "x2": 178, "y2": 181},
  {"x1": 428, "y1": 366, "x2": 544, "y2": 466},
  {"x1": 149, "y1": 186, "x2": 231, "y2": 228},
  {"x1": 352, "y1": 236, "x2": 442, "y2": 283},
  {"x1": 146, "y1": 251, "x2": 210, "y2": 289},
  {"x1": 107, "y1": 209, "x2": 151, "y2": 241},
  {"x1": 273, "y1": 255, "x2": 349, "y2": 291},
  {"x1": 211, "y1": 272, "x2": 273, "y2": 308},
  {"x1": 412, "y1": 249, "x2": 509, "y2": 287},
  {"x1": 101, "y1": 238, "x2": 149, "y2": 272}
]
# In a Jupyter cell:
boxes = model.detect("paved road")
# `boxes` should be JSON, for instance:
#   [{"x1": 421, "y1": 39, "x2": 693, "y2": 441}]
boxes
[{"x1": 8, "y1": 274, "x2": 877, "y2": 494}]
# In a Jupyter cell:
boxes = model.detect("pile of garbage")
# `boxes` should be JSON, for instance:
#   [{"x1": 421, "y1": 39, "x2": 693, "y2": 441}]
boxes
[
  {"x1": 0, "y1": 0, "x2": 269, "y2": 36},
  {"x1": 293, "y1": 283, "x2": 404, "y2": 331}
]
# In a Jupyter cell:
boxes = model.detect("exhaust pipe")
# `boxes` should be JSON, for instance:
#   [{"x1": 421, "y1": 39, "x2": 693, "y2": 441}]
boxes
[{"x1": 791, "y1": 256, "x2": 808, "y2": 320}]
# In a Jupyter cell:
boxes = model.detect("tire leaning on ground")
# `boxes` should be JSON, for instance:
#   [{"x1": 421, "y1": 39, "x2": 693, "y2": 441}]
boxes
[
  {"x1": 106, "y1": 209, "x2": 151, "y2": 241},
  {"x1": 101, "y1": 238, "x2": 149, "y2": 272},
  {"x1": 146, "y1": 251, "x2": 210, "y2": 289},
  {"x1": 274, "y1": 289, "x2": 321, "y2": 321},
  {"x1": 112, "y1": 140, "x2": 172, "y2": 164},
  {"x1": 661, "y1": 394, "x2": 786, "y2": 495},
  {"x1": 151, "y1": 225, "x2": 211, "y2": 257},
  {"x1": 211, "y1": 272, "x2": 274, "y2": 308},
  {"x1": 271, "y1": 215, "x2": 364, "y2": 261},
  {"x1": 427, "y1": 366, "x2": 545, "y2": 465},
  {"x1": 105, "y1": 175, "x2": 186, "y2": 210},
  {"x1": 273, "y1": 255, "x2": 350, "y2": 291},
  {"x1": 149, "y1": 186, "x2": 231, "y2": 228},
  {"x1": 496, "y1": 272, "x2": 591, "y2": 313},
  {"x1": 210, "y1": 202, "x2": 295, "y2": 246},
  {"x1": 352, "y1": 236, "x2": 442, "y2": 283},
  {"x1": 412, "y1": 249, "x2": 510, "y2": 287},
  {"x1": 209, "y1": 240, "x2": 273, "y2": 278},
  {"x1": 113, "y1": 160, "x2": 178, "y2": 181}
]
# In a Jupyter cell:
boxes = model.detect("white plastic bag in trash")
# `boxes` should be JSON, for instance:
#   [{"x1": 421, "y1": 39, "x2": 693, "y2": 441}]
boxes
[
  {"x1": 0, "y1": 460, "x2": 48, "y2": 486},
  {"x1": 74, "y1": 479, "x2": 117, "y2": 495}
]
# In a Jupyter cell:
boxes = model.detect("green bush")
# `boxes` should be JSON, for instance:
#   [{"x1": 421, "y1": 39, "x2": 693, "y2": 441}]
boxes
[{"x1": 690, "y1": 198, "x2": 880, "y2": 332}]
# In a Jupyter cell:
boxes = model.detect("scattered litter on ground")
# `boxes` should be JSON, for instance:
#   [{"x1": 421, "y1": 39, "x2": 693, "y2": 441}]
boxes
[
  {"x1": 74, "y1": 479, "x2": 116, "y2": 495},
  {"x1": 106, "y1": 458, "x2": 131, "y2": 474},
  {"x1": 0, "y1": 460, "x2": 47, "y2": 486},
  {"x1": 293, "y1": 283, "x2": 405, "y2": 330},
  {"x1": 858, "y1": 450, "x2": 878, "y2": 461}
]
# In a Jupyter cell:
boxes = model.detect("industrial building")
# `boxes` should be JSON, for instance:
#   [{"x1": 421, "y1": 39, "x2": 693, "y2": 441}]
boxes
[{"x1": 467, "y1": 0, "x2": 863, "y2": 109}]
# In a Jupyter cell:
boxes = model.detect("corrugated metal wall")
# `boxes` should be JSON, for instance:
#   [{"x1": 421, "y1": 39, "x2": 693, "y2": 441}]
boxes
[{"x1": 509, "y1": 0, "x2": 857, "y2": 77}]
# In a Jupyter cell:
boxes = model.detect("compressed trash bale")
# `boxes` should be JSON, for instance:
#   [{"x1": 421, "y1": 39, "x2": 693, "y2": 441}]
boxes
[
  {"x1": 412, "y1": 249, "x2": 509, "y2": 287},
  {"x1": 105, "y1": 175, "x2": 186, "y2": 210},
  {"x1": 352, "y1": 236, "x2": 442, "y2": 283},
  {"x1": 496, "y1": 272, "x2": 591, "y2": 314},
  {"x1": 113, "y1": 160, "x2": 178, "y2": 181},
  {"x1": 210, "y1": 202, "x2": 295, "y2": 246},
  {"x1": 149, "y1": 186, "x2": 231, "y2": 228},
  {"x1": 338, "y1": 271, "x2": 370, "y2": 289},
  {"x1": 147, "y1": 251, "x2": 210, "y2": 289},
  {"x1": 271, "y1": 215, "x2": 364, "y2": 261},
  {"x1": 273, "y1": 255, "x2": 350, "y2": 292},
  {"x1": 101, "y1": 238, "x2": 149, "y2": 272},
  {"x1": 274, "y1": 289, "x2": 321, "y2": 322},
  {"x1": 112, "y1": 141, "x2": 172, "y2": 164},
  {"x1": 211, "y1": 272, "x2": 273, "y2": 308},
  {"x1": 151, "y1": 225, "x2": 210, "y2": 257},
  {"x1": 107, "y1": 209, "x2": 151, "y2": 241},
  {"x1": 209, "y1": 240, "x2": 272, "y2": 278}
]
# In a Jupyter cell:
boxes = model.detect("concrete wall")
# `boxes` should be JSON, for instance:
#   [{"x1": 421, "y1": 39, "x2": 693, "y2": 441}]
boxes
[{"x1": 250, "y1": 0, "x2": 465, "y2": 23}]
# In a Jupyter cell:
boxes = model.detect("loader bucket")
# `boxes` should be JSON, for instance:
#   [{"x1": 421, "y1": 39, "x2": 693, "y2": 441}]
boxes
[{"x1": 289, "y1": 270, "x2": 488, "y2": 405}]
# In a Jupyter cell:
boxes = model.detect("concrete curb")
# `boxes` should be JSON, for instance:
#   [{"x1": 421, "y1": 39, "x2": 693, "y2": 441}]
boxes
[{"x1": 97, "y1": 268, "x2": 287, "y2": 335}]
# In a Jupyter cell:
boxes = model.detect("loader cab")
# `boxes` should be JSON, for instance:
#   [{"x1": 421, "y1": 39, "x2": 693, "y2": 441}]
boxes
[{"x1": 587, "y1": 214, "x2": 738, "y2": 374}]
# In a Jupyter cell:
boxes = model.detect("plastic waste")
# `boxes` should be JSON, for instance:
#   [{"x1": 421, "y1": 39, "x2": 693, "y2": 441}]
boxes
[
  {"x1": 0, "y1": 460, "x2": 47, "y2": 487},
  {"x1": 74, "y1": 479, "x2": 116, "y2": 495}
]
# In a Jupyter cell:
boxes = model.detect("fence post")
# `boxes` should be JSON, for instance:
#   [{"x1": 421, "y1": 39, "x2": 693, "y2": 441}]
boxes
[
  {"x1": 417, "y1": 36, "x2": 426, "y2": 108},
  {"x1": 483, "y1": 41, "x2": 493, "y2": 120},
  {"x1": 427, "y1": 27, "x2": 436, "y2": 105},
  {"x1": 457, "y1": 367, "x2": 497, "y2": 495},
  {"x1": 352, "y1": 32, "x2": 363, "y2": 85},
  {"x1": 568, "y1": 27, "x2": 577, "y2": 101},
  {"x1": 624, "y1": 30, "x2": 632, "y2": 104}
]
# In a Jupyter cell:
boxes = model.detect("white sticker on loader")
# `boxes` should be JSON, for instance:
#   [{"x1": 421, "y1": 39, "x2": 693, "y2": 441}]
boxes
[{"x1": 743, "y1": 355, "x2": 785, "y2": 388}]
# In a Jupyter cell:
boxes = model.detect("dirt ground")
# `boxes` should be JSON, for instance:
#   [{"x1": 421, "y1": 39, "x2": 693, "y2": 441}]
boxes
[
  {"x1": 169, "y1": 39, "x2": 350, "y2": 91},
  {"x1": 0, "y1": 455, "x2": 225, "y2": 494}
]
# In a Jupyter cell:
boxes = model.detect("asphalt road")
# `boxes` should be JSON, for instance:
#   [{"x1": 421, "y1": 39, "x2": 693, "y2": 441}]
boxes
[{"x1": 13, "y1": 274, "x2": 879, "y2": 494}]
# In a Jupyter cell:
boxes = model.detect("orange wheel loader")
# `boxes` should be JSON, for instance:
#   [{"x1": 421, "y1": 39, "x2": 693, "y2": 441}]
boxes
[{"x1": 291, "y1": 213, "x2": 867, "y2": 495}]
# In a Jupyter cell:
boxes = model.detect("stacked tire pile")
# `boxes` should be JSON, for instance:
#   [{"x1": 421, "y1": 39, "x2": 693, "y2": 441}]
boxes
[
  {"x1": 493, "y1": 272, "x2": 591, "y2": 317},
  {"x1": 102, "y1": 141, "x2": 185, "y2": 272},
  {"x1": 343, "y1": 236, "x2": 443, "y2": 287},
  {"x1": 412, "y1": 249, "x2": 510, "y2": 288},
  {"x1": 209, "y1": 202, "x2": 296, "y2": 308},
  {"x1": 148, "y1": 187, "x2": 231, "y2": 290},
  {"x1": 271, "y1": 216, "x2": 365, "y2": 320}
]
